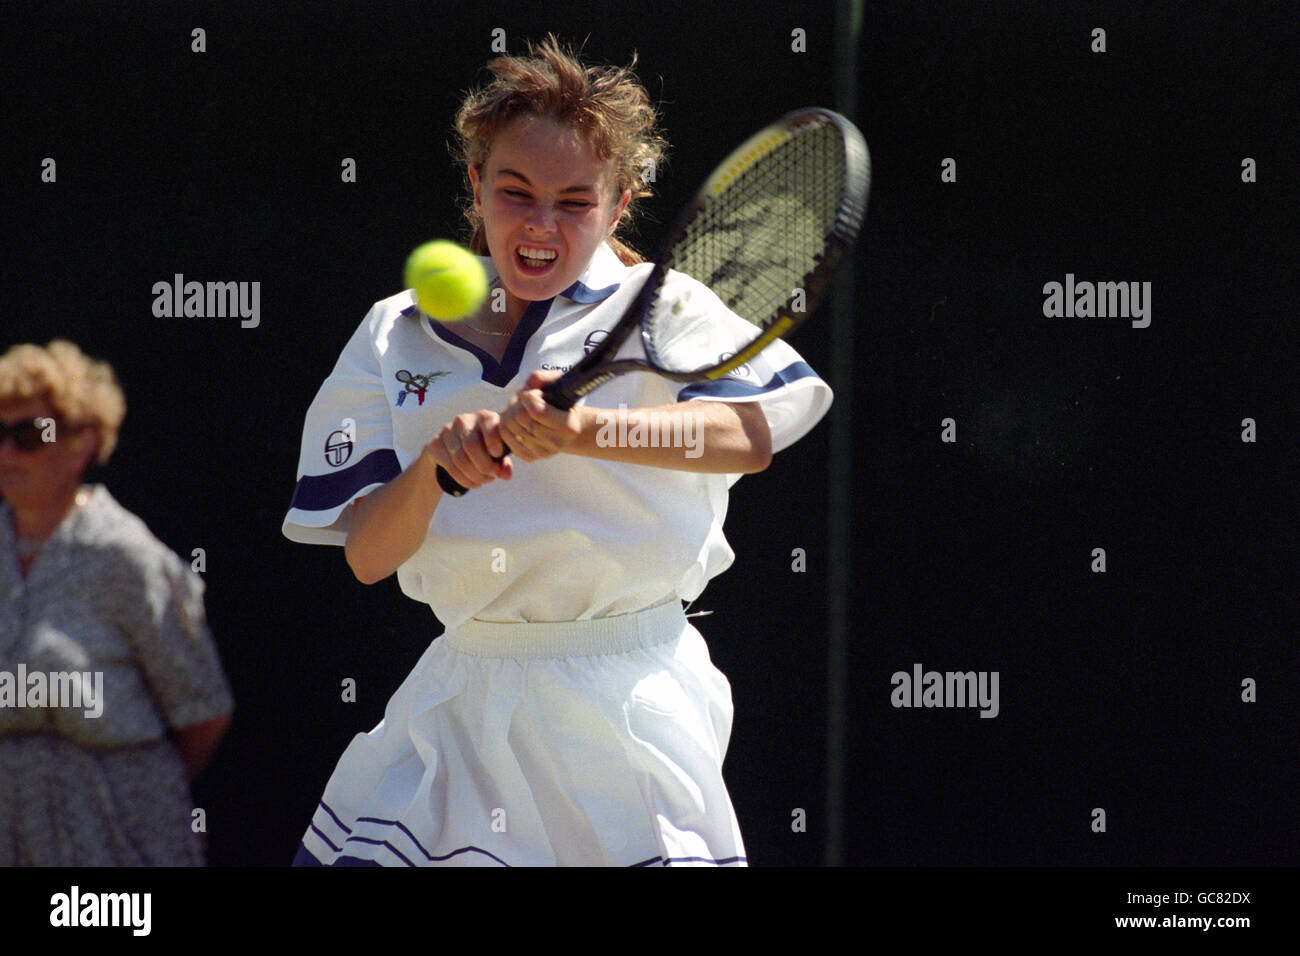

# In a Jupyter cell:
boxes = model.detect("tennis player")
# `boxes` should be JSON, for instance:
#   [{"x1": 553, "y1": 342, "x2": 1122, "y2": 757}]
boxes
[{"x1": 284, "y1": 35, "x2": 831, "y2": 866}]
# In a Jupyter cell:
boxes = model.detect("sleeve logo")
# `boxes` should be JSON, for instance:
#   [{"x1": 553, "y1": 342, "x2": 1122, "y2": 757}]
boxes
[
  {"x1": 324, "y1": 429, "x2": 354, "y2": 467},
  {"x1": 718, "y1": 351, "x2": 753, "y2": 378}
]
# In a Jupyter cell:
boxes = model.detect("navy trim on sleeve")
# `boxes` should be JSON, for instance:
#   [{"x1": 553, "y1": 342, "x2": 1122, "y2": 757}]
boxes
[
  {"x1": 675, "y1": 361, "x2": 821, "y2": 401},
  {"x1": 288, "y1": 448, "x2": 401, "y2": 512}
]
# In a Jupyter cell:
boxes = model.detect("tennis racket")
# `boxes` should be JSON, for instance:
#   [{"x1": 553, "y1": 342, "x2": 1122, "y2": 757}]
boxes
[{"x1": 437, "y1": 105, "x2": 870, "y2": 496}]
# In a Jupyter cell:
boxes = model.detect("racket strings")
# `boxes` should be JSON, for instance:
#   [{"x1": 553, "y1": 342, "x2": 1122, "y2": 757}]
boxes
[{"x1": 668, "y1": 121, "x2": 847, "y2": 328}]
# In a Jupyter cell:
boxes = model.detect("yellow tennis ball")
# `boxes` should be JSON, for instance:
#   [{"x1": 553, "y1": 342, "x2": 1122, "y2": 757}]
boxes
[{"x1": 404, "y1": 240, "x2": 489, "y2": 320}]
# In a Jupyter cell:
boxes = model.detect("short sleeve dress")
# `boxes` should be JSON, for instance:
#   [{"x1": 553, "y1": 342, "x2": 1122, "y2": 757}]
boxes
[{"x1": 0, "y1": 485, "x2": 234, "y2": 865}]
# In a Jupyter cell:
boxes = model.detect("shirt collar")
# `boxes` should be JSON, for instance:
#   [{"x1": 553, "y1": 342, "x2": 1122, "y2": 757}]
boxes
[{"x1": 560, "y1": 241, "x2": 626, "y2": 303}]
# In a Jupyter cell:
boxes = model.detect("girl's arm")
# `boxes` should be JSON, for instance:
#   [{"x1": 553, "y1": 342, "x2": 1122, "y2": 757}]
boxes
[
  {"x1": 347, "y1": 371, "x2": 773, "y2": 584},
  {"x1": 496, "y1": 370, "x2": 772, "y2": 474},
  {"x1": 567, "y1": 401, "x2": 771, "y2": 473},
  {"x1": 344, "y1": 410, "x2": 511, "y2": 584}
]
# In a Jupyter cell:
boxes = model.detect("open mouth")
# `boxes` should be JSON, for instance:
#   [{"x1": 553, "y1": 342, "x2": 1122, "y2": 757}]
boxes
[{"x1": 515, "y1": 245, "x2": 558, "y2": 275}]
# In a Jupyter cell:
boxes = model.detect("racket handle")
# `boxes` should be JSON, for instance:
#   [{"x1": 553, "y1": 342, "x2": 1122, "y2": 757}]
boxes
[
  {"x1": 436, "y1": 464, "x2": 469, "y2": 497},
  {"x1": 436, "y1": 442, "x2": 512, "y2": 497},
  {"x1": 542, "y1": 385, "x2": 577, "y2": 412}
]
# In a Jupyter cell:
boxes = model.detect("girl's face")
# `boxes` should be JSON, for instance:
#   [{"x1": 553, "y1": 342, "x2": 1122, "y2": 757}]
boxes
[{"x1": 469, "y1": 115, "x2": 631, "y2": 313}]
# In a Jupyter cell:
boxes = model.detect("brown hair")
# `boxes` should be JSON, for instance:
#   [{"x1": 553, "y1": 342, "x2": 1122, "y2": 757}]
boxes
[
  {"x1": 0, "y1": 340, "x2": 125, "y2": 465},
  {"x1": 453, "y1": 34, "x2": 668, "y2": 266}
]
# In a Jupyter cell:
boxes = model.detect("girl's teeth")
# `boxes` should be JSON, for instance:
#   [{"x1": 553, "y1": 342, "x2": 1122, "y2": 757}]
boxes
[{"x1": 518, "y1": 247, "x2": 556, "y2": 264}]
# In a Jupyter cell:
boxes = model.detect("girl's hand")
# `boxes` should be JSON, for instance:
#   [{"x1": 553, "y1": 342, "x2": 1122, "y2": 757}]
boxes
[
  {"x1": 427, "y1": 409, "x2": 512, "y2": 490},
  {"x1": 498, "y1": 370, "x2": 582, "y2": 462}
]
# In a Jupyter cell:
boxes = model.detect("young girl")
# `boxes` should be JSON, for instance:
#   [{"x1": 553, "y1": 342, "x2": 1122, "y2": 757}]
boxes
[{"x1": 283, "y1": 36, "x2": 831, "y2": 866}]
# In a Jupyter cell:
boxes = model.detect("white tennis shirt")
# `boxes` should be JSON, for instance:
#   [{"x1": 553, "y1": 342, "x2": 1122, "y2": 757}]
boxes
[{"x1": 283, "y1": 241, "x2": 832, "y2": 629}]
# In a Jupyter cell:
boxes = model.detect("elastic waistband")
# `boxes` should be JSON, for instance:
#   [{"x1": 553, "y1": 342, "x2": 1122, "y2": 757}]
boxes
[{"x1": 445, "y1": 600, "x2": 688, "y2": 659}]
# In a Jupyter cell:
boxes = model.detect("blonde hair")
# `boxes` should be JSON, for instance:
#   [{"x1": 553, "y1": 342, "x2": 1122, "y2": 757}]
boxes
[
  {"x1": 0, "y1": 340, "x2": 125, "y2": 465},
  {"x1": 453, "y1": 34, "x2": 668, "y2": 266}
]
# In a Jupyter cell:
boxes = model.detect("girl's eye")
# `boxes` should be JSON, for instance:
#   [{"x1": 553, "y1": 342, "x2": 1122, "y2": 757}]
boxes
[{"x1": 500, "y1": 190, "x2": 589, "y2": 208}]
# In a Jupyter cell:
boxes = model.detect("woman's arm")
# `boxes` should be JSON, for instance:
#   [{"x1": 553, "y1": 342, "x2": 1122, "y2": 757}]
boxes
[
  {"x1": 347, "y1": 377, "x2": 772, "y2": 584},
  {"x1": 567, "y1": 400, "x2": 771, "y2": 473},
  {"x1": 497, "y1": 371, "x2": 772, "y2": 474},
  {"x1": 344, "y1": 410, "x2": 511, "y2": 584},
  {"x1": 171, "y1": 712, "x2": 231, "y2": 781}
]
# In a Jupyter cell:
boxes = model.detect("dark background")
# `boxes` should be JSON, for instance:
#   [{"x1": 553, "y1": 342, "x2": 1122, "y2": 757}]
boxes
[{"x1": 4, "y1": 0, "x2": 1293, "y2": 872}]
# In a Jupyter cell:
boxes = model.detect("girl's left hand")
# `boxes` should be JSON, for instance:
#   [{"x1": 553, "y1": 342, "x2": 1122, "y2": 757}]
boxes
[{"x1": 498, "y1": 370, "x2": 582, "y2": 462}]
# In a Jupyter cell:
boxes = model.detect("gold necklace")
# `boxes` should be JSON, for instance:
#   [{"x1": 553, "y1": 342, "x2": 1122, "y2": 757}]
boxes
[
  {"x1": 462, "y1": 321, "x2": 513, "y2": 337},
  {"x1": 460, "y1": 278, "x2": 513, "y2": 336}
]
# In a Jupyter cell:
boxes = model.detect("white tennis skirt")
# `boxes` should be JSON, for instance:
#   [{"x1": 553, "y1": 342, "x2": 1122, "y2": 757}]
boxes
[{"x1": 293, "y1": 600, "x2": 747, "y2": 866}]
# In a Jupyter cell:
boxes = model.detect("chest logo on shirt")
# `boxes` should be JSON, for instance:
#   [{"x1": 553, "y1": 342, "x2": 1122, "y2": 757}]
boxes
[
  {"x1": 395, "y1": 369, "x2": 450, "y2": 407},
  {"x1": 542, "y1": 329, "x2": 610, "y2": 372}
]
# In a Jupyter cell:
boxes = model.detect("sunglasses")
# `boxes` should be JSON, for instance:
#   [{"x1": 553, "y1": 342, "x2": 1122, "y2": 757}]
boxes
[{"x1": 0, "y1": 418, "x2": 59, "y2": 452}]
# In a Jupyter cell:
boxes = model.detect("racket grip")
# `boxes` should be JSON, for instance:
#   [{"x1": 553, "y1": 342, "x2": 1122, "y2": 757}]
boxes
[
  {"x1": 541, "y1": 383, "x2": 577, "y2": 411},
  {"x1": 436, "y1": 442, "x2": 512, "y2": 498},
  {"x1": 436, "y1": 465, "x2": 469, "y2": 497}
]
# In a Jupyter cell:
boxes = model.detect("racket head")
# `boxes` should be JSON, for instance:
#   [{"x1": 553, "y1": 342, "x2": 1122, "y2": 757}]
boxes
[
  {"x1": 540, "y1": 107, "x2": 869, "y2": 411},
  {"x1": 639, "y1": 107, "x2": 870, "y2": 380}
]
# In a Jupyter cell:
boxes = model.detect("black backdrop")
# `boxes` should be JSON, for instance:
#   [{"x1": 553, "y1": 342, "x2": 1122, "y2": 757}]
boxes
[{"x1": 5, "y1": 0, "x2": 1292, "y2": 884}]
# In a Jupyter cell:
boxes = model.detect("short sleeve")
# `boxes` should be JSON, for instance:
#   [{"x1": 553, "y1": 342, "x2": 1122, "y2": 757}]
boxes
[
  {"x1": 120, "y1": 544, "x2": 234, "y2": 731},
  {"x1": 282, "y1": 308, "x2": 402, "y2": 545},
  {"x1": 654, "y1": 271, "x2": 833, "y2": 453}
]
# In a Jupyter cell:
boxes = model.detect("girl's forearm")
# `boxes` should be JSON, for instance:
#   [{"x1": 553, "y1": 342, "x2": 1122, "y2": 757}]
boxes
[
  {"x1": 344, "y1": 448, "x2": 443, "y2": 584},
  {"x1": 565, "y1": 400, "x2": 772, "y2": 473}
]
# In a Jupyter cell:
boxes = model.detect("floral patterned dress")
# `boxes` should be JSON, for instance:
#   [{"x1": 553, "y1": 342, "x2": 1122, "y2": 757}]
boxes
[{"x1": 0, "y1": 485, "x2": 233, "y2": 865}]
